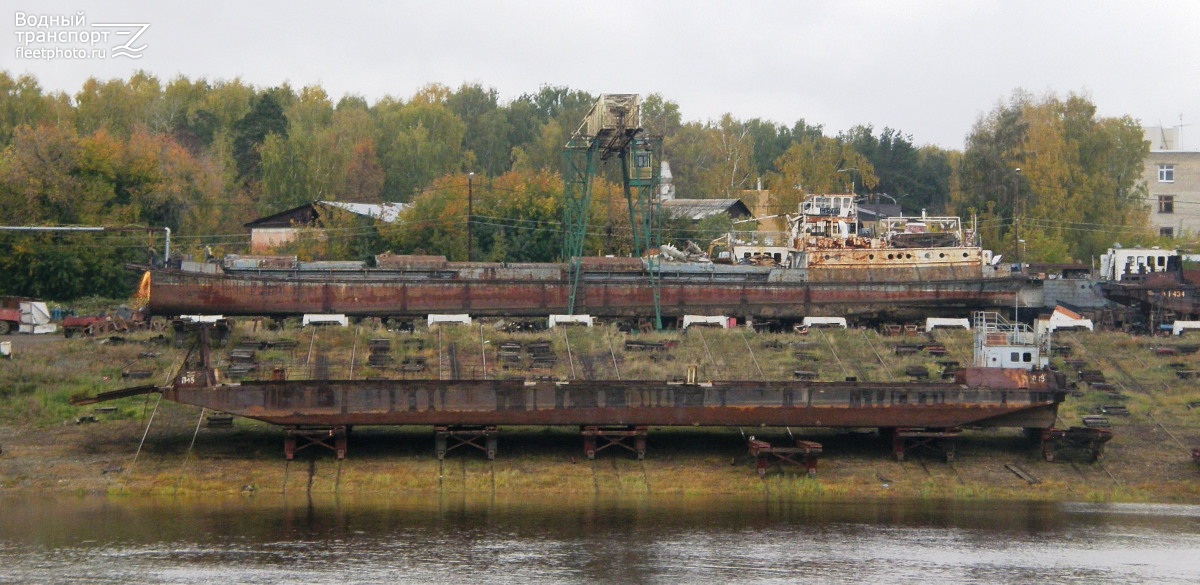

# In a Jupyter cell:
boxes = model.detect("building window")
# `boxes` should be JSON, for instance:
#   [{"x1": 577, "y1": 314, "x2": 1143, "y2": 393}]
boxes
[
  {"x1": 1158, "y1": 195, "x2": 1175, "y2": 214},
  {"x1": 1158, "y1": 164, "x2": 1175, "y2": 182},
  {"x1": 1160, "y1": 227, "x2": 1174, "y2": 238}
]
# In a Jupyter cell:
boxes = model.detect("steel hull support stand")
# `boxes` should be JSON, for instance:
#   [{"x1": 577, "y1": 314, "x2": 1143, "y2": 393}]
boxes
[
  {"x1": 747, "y1": 437, "x2": 823, "y2": 477},
  {"x1": 892, "y1": 428, "x2": 961, "y2": 462},
  {"x1": 435, "y1": 425, "x2": 498, "y2": 460},
  {"x1": 284, "y1": 426, "x2": 348, "y2": 460},
  {"x1": 1040, "y1": 427, "x2": 1112, "y2": 462},
  {"x1": 582, "y1": 425, "x2": 647, "y2": 460}
]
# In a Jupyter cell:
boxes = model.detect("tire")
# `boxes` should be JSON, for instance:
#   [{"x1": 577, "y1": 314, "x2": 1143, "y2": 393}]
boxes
[{"x1": 0, "y1": 320, "x2": 11, "y2": 335}]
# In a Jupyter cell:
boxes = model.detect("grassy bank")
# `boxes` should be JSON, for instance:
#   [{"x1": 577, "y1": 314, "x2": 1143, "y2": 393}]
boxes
[{"x1": 1, "y1": 320, "x2": 1199, "y2": 502}]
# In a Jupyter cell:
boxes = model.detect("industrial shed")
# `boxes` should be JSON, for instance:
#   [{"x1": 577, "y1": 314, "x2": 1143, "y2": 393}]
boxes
[{"x1": 244, "y1": 201, "x2": 408, "y2": 253}]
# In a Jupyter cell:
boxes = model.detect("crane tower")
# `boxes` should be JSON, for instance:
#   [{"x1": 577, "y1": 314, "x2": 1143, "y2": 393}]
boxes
[{"x1": 562, "y1": 94, "x2": 663, "y2": 328}]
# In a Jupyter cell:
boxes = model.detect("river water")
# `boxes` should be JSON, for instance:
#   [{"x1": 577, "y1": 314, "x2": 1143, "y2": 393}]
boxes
[{"x1": 1, "y1": 495, "x2": 1198, "y2": 584}]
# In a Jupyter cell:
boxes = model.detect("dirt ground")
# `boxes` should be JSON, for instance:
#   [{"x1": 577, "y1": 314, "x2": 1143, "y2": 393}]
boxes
[{"x1": 2, "y1": 410, "x2": 1199, "y2": 501}]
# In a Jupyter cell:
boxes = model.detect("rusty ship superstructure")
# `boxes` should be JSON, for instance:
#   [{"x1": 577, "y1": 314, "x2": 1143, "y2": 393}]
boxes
[{"x1": 709, "y1": 194, "x2": 1000, "y2": 280}]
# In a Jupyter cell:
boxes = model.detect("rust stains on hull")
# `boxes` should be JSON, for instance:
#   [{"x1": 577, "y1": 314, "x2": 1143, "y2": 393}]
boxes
[
  {"x1": 164, "y1": 378, "x2": 1063, "y2": 430},
  {"x1": 146, "y1": 266, "x2": 1024, "y2": 319}
]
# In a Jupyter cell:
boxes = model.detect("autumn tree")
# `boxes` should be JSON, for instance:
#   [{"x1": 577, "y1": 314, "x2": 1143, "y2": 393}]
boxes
[
  {"x1": 767, "y1": 135, "x2": 878, "y2": 216},
  {"x1": 0, "y1": 121, "x2": 219, "y2": 299},
  {"x1": 955, "y1": 91, "x2": 1149, "y2": 262},
  {"x1": 73, "y1": 71, "x2": 163, "y2": 136},
  {"x1": 378, "y1": 174, "x2": 471, "y2": 260}
]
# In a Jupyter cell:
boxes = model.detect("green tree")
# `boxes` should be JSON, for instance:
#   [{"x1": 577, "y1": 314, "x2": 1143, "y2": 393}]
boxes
[
  {"x1": 0, "y1": 72, "x2": 62, "y2": 145},
  {"x1": 640, "y1": 93, "x2": 682, "y2": 140},
  {"x1": 373, "y1": 87, "x2": 467, "y2": 201},
  {"x1": 842, "y1": 125, "x2": 953, "y2": 213},
  {"x1": 232, "y1": 89, "x2": 288, "y2": 184},
  {"x1": 74, "y1": 71, "x2": 163, "y2": 136},
  {"x1": 448, "y1": 83, "x2": 513, "y2": 176}
]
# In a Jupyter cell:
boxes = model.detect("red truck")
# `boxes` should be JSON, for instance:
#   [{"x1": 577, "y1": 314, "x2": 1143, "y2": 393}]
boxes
[
  {"x1": 0, "y1": 297, "x2": 26, "y2": 335},
  {"x1": 0, "y1": 307, "x2": 18, "y2": 335}
]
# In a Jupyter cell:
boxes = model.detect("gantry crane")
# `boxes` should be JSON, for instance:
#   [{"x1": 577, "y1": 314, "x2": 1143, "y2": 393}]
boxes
[{"x1": 562, "y1": 94, "x2": 663, "y2": 328}]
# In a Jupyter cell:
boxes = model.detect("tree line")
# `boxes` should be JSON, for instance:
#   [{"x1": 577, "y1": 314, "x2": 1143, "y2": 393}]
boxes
[{"x1": 0, "y1": 70, "x2": 1157, "y2": 300}]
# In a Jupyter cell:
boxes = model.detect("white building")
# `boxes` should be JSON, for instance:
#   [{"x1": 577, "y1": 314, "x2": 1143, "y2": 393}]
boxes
[{"x1": 1143, "y1": 125, "x2": 1200, "y2": 239}]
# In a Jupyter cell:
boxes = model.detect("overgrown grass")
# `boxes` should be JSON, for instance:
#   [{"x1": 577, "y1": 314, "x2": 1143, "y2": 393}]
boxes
[
  {"x1": 0, "y1": 331, "x2": 181, "y2": 426},
  {"x1": 5, "y1": 320, "x2": 1200, "y2": 502}
]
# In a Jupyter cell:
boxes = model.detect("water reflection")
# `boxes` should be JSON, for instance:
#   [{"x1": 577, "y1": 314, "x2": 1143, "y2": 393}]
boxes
[{"x1": 2, "y1": 495, "x2": 1199, "y2": 583}]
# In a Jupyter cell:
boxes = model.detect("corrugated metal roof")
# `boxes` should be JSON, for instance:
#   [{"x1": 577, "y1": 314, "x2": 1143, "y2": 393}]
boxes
[
  {"x1": 661, "y1": 199, "x2": 750, "y2": 220},
  {"x1": 320, "y1": 201, "x2": 409, "y2": 223},
  {"x1": 246, "y1": 201, "x2": 411, "y2": 228}
]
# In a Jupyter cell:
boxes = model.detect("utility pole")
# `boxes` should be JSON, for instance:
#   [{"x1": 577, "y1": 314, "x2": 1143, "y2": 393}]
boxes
[
  {"x1": 1013, "y1": 168, "x2": 1021, "y2": 268},
  {"x1": 837, "y1": 167, "x2": 858, "y2": 195},
  {"x1": 467, "y1": 172, "x2": 474, "y2": 262}
]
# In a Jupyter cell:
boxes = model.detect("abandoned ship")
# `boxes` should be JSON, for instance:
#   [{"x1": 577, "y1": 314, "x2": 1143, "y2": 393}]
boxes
[{"x1": 144, "y1": 194, "x2": 1028, "y2": 324}]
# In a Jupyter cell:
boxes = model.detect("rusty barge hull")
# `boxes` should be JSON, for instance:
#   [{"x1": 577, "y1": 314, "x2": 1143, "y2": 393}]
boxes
[
  {"x1": 146, "y1": 261, "x2": 1024, "y2": 320},
  {"x1": 162, "y1": 378, "x2": 1063, "y2": 430}
]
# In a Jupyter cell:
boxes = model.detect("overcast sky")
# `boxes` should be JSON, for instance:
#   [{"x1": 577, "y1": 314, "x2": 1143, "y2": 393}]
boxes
[{"x1": 8, "y1": 1, "x2": 1200, "y2": 150}]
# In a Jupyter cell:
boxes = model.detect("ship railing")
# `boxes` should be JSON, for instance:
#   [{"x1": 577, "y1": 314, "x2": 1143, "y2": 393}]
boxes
[
  {"x1": 880, "y1": 215, "x2": 963, "y2": 233},
  {"x1": 728, "y1": 231, "x2": 791, "y2": 247},
  {"x1": 973, "y1": 310, "x2": 1039, "y2": 346}
]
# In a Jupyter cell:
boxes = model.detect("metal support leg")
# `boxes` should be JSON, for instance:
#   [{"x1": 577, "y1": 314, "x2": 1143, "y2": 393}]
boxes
[
  {"x1": 893, "y1": 428, "x2": 960, "y2": 462},
  {"x1": 284, "y1": 426, "x2": 348, "y2": 460},
  {"x1": 581, "y1": 426, "x2": 648, "y2": 460},
  {"x1": 435, "y1": 425, "x2": 499, "y2": 460},
  {"x1": 747, "y1": 438, "x2": 823, "y2": 477}
]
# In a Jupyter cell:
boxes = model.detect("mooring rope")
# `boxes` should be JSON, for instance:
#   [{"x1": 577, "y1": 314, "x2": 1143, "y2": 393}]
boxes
[
  {"x1": 738, "y1": 327, "x2": 767, "y2": 382},
  {"x1": 348, "y1": 326, "x2": 360, "y2": 380},
  {"x1": 817, "y1": 328, "x2": 852, "y2": 379},
  {"x1": 605, "y1": 328, "x2": 622, "y2": 380},
  {"x1": 561, "y1": 327, "x2": 577, "y2": 380},
  {"x1": 859, "y1": 328, "x2": 895, "y2": 382},
  {"x1": 173, "y1": 407, "x2": 207, "y2": 495},
  {"x1": 696, "y1": 327, "x2": 717, "y2": 368},
  {"x1": 121, "y1": 392, "x2": 162, "y2": 494},
  {"x1": 304, "y1": 327, "x2": 318, "y2": 378}
]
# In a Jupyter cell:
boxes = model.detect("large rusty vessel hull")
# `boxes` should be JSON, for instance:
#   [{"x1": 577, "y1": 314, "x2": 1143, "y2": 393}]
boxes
[
  {"x1": 162, "y1": 378, "x2": 1063, "y2": 430},
  {"x1": 146, "y1": 261, "x2": 1024, "y2": 320}
]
